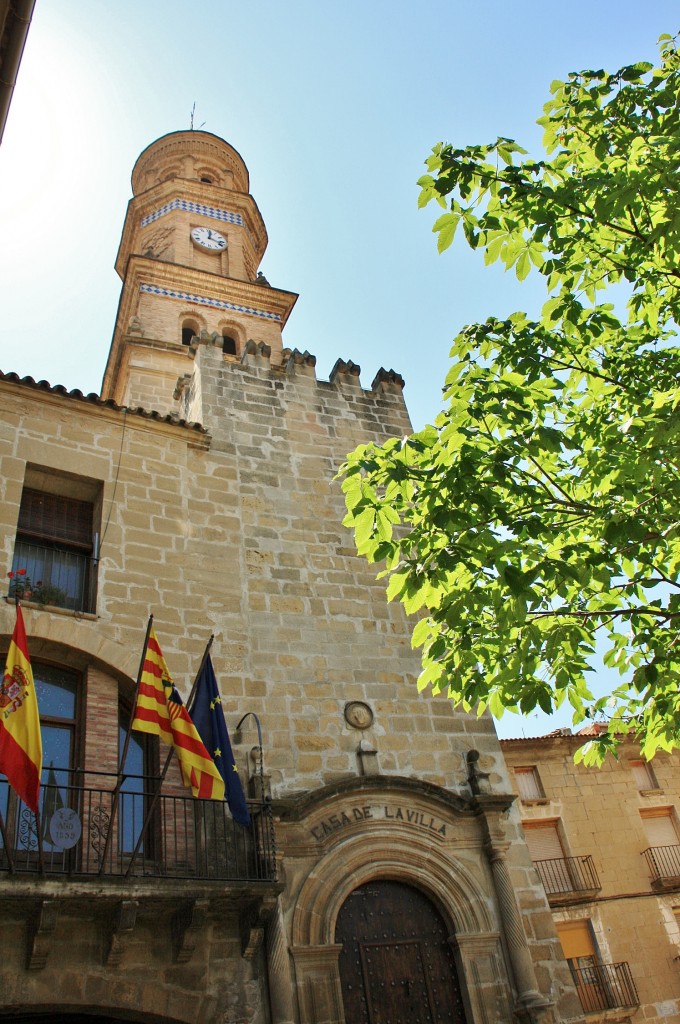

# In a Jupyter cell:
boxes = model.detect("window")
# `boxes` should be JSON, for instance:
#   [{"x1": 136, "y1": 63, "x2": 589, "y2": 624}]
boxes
[
  {"x1": 630, "y1": 759, "x2": 658, "y2": 791},
  {"x1": 181, "y1": 320, "x2": 198, "y2": 346},
  {"x1": 514, "y1": 766, "x2": 545, "y2": 801},
  {"x1": 0, "y1": 662, "x2": 81, "y2": 856},
  {"x1": 640, "y1": 808, "x2": 679, "y2": 847},
  {"x1": 524, "y1": 820, "x2": 565, "y2": 861},
  {"x1": 181, "y1": 317, "x2": 201, "y2": 346},
  {"x1": 11, "y1": 469, "x2": 100, "y2": 613},
  {"x1": 222, "y1": 333, "x2": 237, "y2": 356},
  {"x1": 38, "y1": 662, "x2": 79, "y2": 777},
  {"x1": 641, "y1": 809, "x2": 680, "y2": 884},
  {"x1": 37, "y1": 663, "x2": 80, "y2": 852},
  {"x1": 557, "y1": 918, "x2": 598, "y2": 964},
  {"x1": 118, "y1": 706, "x2": 156, "y2": 855},
  {"x1": 524, "y1": 819, "x2": 577, "y2": 894}
]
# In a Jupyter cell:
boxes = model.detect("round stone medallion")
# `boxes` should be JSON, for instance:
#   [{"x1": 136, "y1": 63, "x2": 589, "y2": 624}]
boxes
[{"x1": 344, "y1": 700, "x2": 374, "y2": 730}]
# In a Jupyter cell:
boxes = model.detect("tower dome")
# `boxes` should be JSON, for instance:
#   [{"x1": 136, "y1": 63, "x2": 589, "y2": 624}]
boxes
[
  {"x1": 131, "y1": 130, "x2": 250, "y2": 196},
  {"x1": 102, "y1": 129, "x2": 297, "y2": 409}
]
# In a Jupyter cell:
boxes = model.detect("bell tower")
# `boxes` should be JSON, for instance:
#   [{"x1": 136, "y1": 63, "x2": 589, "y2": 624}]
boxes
[{"x1": 101, "y1": 130, "x2": 298, "y2": 412}]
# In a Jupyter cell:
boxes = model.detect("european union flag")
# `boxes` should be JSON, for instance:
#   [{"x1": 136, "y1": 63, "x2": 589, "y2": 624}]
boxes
[{"x1": 188, "y1": 655, "x2": 251, "y2": 826}]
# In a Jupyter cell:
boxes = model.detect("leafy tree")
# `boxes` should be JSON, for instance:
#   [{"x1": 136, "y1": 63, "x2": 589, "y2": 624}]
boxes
[{"x1": 341, "y1": 35, "x2": 680, "y2": 763}]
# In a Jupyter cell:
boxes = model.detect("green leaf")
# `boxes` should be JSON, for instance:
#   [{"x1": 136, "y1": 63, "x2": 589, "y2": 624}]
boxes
[
  {"x1": 354, "y1": 507, "x2": 376, "y2": 549},
  {"x1": 339, "y1": 32, "x2": 680, "y2": 765}
]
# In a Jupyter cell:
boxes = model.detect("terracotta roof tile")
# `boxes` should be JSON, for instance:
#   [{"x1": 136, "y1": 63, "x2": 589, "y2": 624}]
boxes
[{"x1": 0, "y1": 371, "x2": 207, "y2": 433}]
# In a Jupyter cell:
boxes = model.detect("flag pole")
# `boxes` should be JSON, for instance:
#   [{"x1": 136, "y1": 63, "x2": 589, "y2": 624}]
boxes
[
  {"x1": 35, "y1": 801, "x2": 45, "y2": 875},
  {"x1": 98, "y1": 614, "x2": 153, "y2": 876},
  {"x1": 28, "y1": 588, "x2": 45, "y2": 873},
  {"x1": 119, "y1": 613, "x2": 155, "y2": 780},
  {"x1": 123, "y1": 634, "x2": 214, "y2": 879}
]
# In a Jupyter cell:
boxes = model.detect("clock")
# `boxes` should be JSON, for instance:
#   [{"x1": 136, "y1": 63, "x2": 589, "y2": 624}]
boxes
[{"x1": 191, "y1": 226, "x2": 227, "y2": 252}]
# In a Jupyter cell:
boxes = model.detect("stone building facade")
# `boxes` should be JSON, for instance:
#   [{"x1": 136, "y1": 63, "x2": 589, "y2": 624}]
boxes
[
  {"x1": 0, "y1": 130, "x2": 585, "y2": 1024},
  {"x1": 502, "y1": 727, "x2": 680, "y2": 1024}
]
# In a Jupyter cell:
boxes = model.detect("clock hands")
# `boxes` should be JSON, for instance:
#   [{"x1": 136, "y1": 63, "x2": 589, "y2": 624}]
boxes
[{"x1": 191, "y1": 226, "x2": 227, "y2": 251}]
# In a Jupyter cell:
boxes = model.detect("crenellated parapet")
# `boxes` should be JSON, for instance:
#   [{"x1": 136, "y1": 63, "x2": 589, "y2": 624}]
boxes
[
  {"x1": 186, "y1": 340, "x2": 411, "y2": 445},
  {"x1": 282, "y1": 348, "x2": 317, "y2": 381},
  {"x1": 241, "y1": 338, "x2": 273, "y2": 370},
  {"x1": 371, "y1": 367, "x2": 406, "y2": 393},
  {"x1": 329, "y1": 358, "x2": 361, "y2": 386}
]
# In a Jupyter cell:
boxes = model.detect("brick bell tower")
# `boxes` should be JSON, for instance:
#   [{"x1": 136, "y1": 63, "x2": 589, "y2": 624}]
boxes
[{"x1": 101, "y1": 130, "x2": 298, "y2": 411}]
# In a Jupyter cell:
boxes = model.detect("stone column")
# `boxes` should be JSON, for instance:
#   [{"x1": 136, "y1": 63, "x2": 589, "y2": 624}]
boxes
[
  {"x1": 475, "y1": 795, "x2": 553, "y2": 1024},
  {"x1": 265, "y1": 902, "x2": 297, "y2": 1024},
  {"x1": 451, "y1": 931, "x2": 514, "y2": 1024},
  {"x1": 290, "y1": 944, "x2": 345, "y2": 1024}
]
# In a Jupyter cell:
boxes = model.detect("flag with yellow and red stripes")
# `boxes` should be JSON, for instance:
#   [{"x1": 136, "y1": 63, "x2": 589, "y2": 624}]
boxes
[
  {"x1": 0, "y1": 605, "x2": 42, "y2": 813},
  {"x1": 131, "y1": 627, "x2": 224, "y2": 800}
]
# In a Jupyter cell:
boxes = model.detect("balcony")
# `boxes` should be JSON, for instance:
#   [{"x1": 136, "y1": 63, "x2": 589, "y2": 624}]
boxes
[
  {"x1": 0, "y1": 768, "x2": 275, "y2": 883},
  {"x1": 0, "y1": 769, "x2": 278, "y2": 968},
  {"x1": 642, "y1": 844, "x2": 680, "y2": 890},
  {"x1": 569, "y1": 961, "x2": 639, "y2": 1014},
  {"x1": 10, "y1": 539, "x2": 96, "y2": 614},
  {"x1": 534, "y1": 855, "x2": 601, "y2": 904}
]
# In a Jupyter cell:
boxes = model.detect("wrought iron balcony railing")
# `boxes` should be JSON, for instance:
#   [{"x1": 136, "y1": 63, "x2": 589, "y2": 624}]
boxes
[
  {"x1": 569, "y1": 961, "x2": 639, "y2": 1014},
  {"x1": 642, "y1": 844, "x2": 680, "y2": 888},
  {"x1": 534, "y1": 855, "x2": 601, "y2": 902},
  {"x1": 10, "y1": 540, "x2": 96, "y2": 614},
  {"x1": 0, "y1": 769, "x2": 275, "y2": 883}
]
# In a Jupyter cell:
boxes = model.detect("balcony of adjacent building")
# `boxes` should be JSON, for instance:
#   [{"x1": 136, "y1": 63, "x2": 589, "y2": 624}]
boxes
[
  {"x1": 642, "y1": 844, "x2": 680, "y2": 890},
  {"x1": 0, "y1": 769, "x2": 280, "y2": 967},
  {"x1": 568, "y1": 960, "x2": 640, "y2": 1017},
  {"x1": 533, "y1": 854, "x2": 602, "y2": 905}
]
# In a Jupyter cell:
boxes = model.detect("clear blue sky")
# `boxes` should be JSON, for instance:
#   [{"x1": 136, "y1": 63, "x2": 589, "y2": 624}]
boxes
[{"x1": 0, "y1": 1, "x2": 676, "y2": 737}]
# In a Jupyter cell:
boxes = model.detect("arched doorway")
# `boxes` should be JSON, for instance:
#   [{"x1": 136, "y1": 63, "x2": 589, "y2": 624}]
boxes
[{"x1": 335, "y1": 879, "x2": 468, "y2": 1024}]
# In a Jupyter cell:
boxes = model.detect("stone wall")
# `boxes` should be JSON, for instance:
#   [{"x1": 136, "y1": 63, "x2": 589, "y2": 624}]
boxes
[{"x1": 0, "y1": 349, "x2": 583, "y2": 1023}]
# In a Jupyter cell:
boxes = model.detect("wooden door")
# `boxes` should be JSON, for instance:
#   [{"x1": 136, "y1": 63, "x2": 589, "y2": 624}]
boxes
[{"x1": 335, "y1": 880, "x2": 467, "y2": 1024}]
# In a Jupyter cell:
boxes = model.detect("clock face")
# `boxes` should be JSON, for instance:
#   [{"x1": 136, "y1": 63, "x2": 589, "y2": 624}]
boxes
[{"x1": 191, "y1": 226, "x2": 227, "y2": 252}]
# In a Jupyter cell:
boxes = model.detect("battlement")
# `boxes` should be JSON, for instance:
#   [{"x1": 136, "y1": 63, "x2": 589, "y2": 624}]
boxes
[{"x1": 173, "y1": 336, "x2": 411, "y2": 448}]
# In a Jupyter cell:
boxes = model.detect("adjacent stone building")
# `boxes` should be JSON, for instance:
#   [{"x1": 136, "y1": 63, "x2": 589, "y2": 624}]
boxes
[
  {"x1": 502, "y1": 726, "x2": 680, "y2": 1023},
  {"x1": 0, "y1": 130, "x2": 585, "y2": 1024}
]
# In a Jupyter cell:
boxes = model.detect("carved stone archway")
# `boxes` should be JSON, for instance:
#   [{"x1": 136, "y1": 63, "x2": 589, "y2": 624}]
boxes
[{"x1": 285, "y1": 806, "x2": 513, "y2": 1024}]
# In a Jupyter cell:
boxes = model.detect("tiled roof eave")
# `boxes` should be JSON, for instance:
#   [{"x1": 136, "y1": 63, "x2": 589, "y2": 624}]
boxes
[
  {"x1": 0, "y1": 371, "x2": 208, "y2": 435},
  {"x1": 500, "y1": 723, "x2": 618, "y2": 744}
]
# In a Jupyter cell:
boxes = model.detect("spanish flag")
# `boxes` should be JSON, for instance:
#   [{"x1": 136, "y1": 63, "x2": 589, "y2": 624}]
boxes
[
  {"x1": 131, "y1": 628, "x2": 225, "y2": 800},
  {"x1": 0, "y1": 606, "x2": 42, "y2": 813}
]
